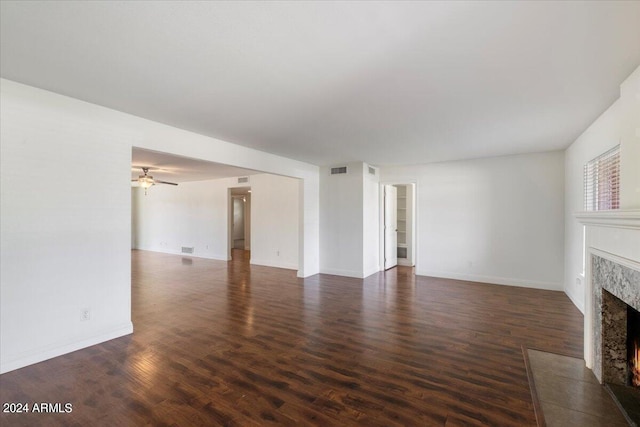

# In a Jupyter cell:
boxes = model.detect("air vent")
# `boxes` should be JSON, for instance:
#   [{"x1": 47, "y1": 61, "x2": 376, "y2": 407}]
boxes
[
  {"x1": 368, "y1": 166, "x2": 376, "y2": 175},
  {"x1": 181, "y1": 246, "x2": 194, "y2": 254},
  {"x1": 238, "y1": 177, "x2": 249, "y2": 184},
  {"x1": 330, "y1": 166, "x2": 347, "y2": 175}
]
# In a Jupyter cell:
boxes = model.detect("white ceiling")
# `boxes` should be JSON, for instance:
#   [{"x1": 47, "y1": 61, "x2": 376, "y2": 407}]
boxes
[
  {"x1": 132, "y1": 148, "x2": 259, "y2": 183},
  {"x1": 2, "y1": 1, "x2": 639, "y2": 167}
]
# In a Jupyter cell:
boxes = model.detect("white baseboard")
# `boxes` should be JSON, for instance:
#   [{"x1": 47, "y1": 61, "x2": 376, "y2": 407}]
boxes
[
  {"x1": 415, "y1": 270, "x2": 563, "y2": 291},
  {"x1": 250, "y1": 258, "x2": 298, "y2": 271},
  {"x1": 363, "y1": 266, "x2": 380, "y2": 278},
  {"x1": 0, "y1": 322, "x2": 133, "y2": 374},
  {"x1": 319, "y1": 267, "x2": 366, "y2": 279},
  {"x1": 564, "y1": 287, "x2": 585, "y2": 314},
  {"x1": 297, "y1": 269, "x2": 319, "y2": 278},
  {"x1": 133, "y1": 247, "x2": 227, "y2": 261}
]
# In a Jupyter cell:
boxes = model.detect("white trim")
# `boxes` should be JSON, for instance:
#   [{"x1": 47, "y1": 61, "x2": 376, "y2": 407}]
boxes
[
  {"x1": 0, "y1": 323, "x2": 133, "y2": 374},
  {"x1": 564, "y1": 288, "x2": 585, "y2": 314},
  {"x1": 363, "y1": 266, "x2": 380, "y2": 278},
  {"x1": 133, "y1": 247, "x2": 227, "y2": 261},
  {"x1": 575, "y1": 209, "x2": 640, "y2": 229},
  {"x1": 590, "y1": 248, "x2": 640, "y2": 273},
  {"x1": 415, "y1": 270, "x2": 562, "y2": 291},
  {"x1": 319, "y1": 268, "x2": 367, "y2": 279},
  {"x1": 250, "y1": 259, "x2": 298, "y2": 271},
  {"x1": 584, "y1": 236, "x2": 595, "y2": 369}
]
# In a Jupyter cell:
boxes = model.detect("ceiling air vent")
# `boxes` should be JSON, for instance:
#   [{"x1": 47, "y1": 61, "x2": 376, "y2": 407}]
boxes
[
  {"x1": 238, "y1": 177, "x2": 249, "y2": 184},
  {"x1": 368, "y1": 166, "x2": 376, "y2": 175},
  {"x1": 181, "y1": 246, "x2": 194, "y2": 254},
  {"x1": 330, "y1": 166, "x2": 347, "y2": 175}
]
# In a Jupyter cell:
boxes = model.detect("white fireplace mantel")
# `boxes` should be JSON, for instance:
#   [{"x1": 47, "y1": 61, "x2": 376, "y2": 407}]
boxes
[
  {"x1": 576, "y1": 209, "x2": 640, "y2": 375},
  {"x1": 575, "y1": 209, "x2": 640, "y2": 229}
]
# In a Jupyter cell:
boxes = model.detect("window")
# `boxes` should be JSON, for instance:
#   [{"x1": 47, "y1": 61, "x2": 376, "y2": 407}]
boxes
[{"x1": 584, "y1": 145, "x2": 620, "y2": 211}]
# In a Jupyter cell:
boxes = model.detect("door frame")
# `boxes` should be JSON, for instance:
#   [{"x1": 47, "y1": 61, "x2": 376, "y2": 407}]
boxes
[
  {"x1": 383, "y1": 184, "x2": 398, "y2": 270},
  {"x1": 379, "y1": 181, "x2": 418, "y2": 271},
  {"x1": 228, "y1": 186, "x2": 251, "y2": 260}
]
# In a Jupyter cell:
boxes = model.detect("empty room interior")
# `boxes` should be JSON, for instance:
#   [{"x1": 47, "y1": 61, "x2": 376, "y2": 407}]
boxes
[{"x1": 1, "y1": 2, "x2": 640, "y2": 426}]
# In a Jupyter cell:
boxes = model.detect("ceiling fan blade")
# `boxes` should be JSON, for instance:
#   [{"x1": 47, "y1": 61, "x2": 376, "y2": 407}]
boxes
[{"x1": 155, "y1": 180, "x2": 178, "y2": 186}]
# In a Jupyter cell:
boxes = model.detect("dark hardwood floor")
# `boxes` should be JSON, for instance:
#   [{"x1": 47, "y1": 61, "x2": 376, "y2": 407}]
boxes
[{"x1": 0, "y1": 250, "x2": 583, "y2": 426}]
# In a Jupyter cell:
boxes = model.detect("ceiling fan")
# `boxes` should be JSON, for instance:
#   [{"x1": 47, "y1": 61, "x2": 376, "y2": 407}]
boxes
[{"x1": 132, "y1": 167, "x2": 178, "y2": 194}]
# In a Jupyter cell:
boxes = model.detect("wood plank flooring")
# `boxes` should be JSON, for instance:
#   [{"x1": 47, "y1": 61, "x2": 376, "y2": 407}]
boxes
[{"x1": 0, "y1": 250, "x2": 583, "y2": 426}]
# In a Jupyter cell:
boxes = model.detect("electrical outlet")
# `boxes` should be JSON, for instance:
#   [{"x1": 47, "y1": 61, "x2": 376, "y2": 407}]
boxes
[{"x1": 81, "y1": 308, "x2": 91, "y2": 321}]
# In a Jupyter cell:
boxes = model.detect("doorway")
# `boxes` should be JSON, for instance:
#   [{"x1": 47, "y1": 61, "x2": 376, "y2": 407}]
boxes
[
  {"x1": 382, "y1": 183, "x2": 416, "y2": 270},
  {"x1": 229, "y1": 187, "x2": 251, "y2": 260},
  {"x1": 394, "y1": 184, "x2": 415, "y2": 267},
  {"x1": 383, "y1": 185, "x2": 398, "y2": 270}
]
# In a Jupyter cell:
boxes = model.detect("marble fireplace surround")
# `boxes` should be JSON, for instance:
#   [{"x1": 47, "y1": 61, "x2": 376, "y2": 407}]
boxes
[
  {"x1": 592, "y1": 255, "x2": 640, "y2": 383},
  {"x1": 577, "y1": 210, "x2": 640, "y2": 383}
]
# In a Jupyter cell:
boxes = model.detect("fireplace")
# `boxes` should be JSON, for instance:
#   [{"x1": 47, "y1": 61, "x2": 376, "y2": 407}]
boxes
[
  {"x1": 592, "y1": 256, "x2": 640, "y2": 423},
  {"x1": 576, "y1": 210, "x2": 640, "y2": 422},
  {"x1": 594, "y1": 257, "x2": 640, "y2": 385}
]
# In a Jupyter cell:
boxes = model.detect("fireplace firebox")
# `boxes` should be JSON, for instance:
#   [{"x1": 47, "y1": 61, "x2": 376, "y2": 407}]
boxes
[{"x1": 628, "y1": 306, "x2": 640, "y2": 388}]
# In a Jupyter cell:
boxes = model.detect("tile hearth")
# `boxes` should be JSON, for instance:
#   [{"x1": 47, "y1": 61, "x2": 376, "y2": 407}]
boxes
[{"x1": 526, "y1": 349, "x2": 628, "y2": 427}]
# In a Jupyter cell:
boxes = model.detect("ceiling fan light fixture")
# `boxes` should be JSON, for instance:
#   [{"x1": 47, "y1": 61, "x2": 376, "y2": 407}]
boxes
[
  {"x1": 139, "y1": 175, "x2": 155, "y2": 189},
  {"x1": 133, "y1": 167, "x2": 177, "y2": 195}
]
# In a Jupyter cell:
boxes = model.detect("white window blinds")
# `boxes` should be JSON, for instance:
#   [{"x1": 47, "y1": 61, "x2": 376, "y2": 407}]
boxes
[{"x1": 584, "y1": 145, "x2": 620, "y2": 211}]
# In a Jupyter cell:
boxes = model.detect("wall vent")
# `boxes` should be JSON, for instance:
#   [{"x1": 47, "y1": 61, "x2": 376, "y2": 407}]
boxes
[
  {"x1": 368, "y1": 166, "x2": 376, "y2": 175},
  {"x1": 181, "y1": 246, "x2": 194, "y2": 254},
  {"x1": 238, "y1": 177, "x2": 249, "y2": 184},
  {"x1": 330, "y1": 166, "x2": 347, "y2": 175}
]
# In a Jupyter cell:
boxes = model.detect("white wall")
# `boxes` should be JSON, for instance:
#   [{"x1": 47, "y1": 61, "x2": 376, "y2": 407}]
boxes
[
  {"x1": 132, "y1": 173, "x2": 299, "y2": 270},
  {"x1": 362, "y1": 166, "x2": 380, "y2": 277},
  {"x1": 564, "y1": 66, "x2": 640, "y2": 312},
  {"x1": 618, "y1": 68, "x2": 640, "y2": 209},
  {"x1": 250, "y1": 174, "x2": 300, "y2": 270},
  {"x1": 244, "y1": 194, "x2": 251, "y2": 250},
  {"x1": 132, "y1": 188, "x2": 139, "y2": 249},
  {"x1": 406, "y1": 184, "x2": 416, "y2": 265},
  {"x1": 133, "y1": 178, "x2": 231, "y2": 260},
  {"x1": 382, "y1": 151, "x2": 566, "y2": 290},
  {"x1": 320, "y1": 162, "x2": 365, "y2": 278},
  {"x1": 1, "y1": 82, "x2": 133, "y2": 373},
  {"x1": 319, "y1": 162, "x2": 380, "y2": 278},
  {"x1": 0, "y1": 79, "x2": 319, "y2": 373}
]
